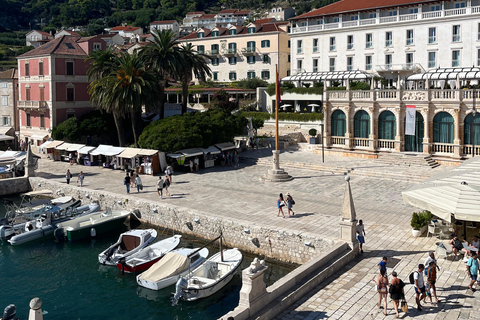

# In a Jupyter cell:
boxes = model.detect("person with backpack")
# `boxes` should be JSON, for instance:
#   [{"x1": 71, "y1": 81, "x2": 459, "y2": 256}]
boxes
[
  {"x1": 411, "y1": 264, "x2": 426, "y2": 311},
  {"x1": 467, "y1": 251, "x2": 479, "y2": 291},
  {"x1": 286, "y1": 193, "x2": 295, "y2": 216},
  {"x1": 389, "y1": 271, "x2": 405, "y2": 318},
  {"x1": 376, "y1": 269, "x2": 389, "y2": 315}
]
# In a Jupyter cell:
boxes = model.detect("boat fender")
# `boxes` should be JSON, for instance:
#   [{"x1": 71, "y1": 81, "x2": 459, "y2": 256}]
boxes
[
  {"x1": 54, "y1": 228, "x2": 65, "y2": 241},
  {"x1": 90, "y1": 228, "x2": 96, "y2": 238},
  {"x1": 2, "y1": 304, "x2": 16, "y2": 320}
]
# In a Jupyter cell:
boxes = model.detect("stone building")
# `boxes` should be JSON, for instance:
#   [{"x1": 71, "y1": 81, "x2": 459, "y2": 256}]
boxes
[{"x1": 0, "y1": 69, "x2": 18, "y2": 147}]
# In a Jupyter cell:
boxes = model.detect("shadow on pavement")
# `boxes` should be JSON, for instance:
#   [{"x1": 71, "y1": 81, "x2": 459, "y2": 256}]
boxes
[{"x1": 289, "y1": 212, "x2": 315, "y2": 218}]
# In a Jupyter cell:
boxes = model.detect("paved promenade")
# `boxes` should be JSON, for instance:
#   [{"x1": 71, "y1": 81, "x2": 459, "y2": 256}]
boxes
[{"x1": 32, "y1": 146, "x2": 480, "y2": 319}]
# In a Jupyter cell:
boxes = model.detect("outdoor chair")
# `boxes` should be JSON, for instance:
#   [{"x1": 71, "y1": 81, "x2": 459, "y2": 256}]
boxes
[
  {"x1": 427, "y1": 222, "x2": 440, "y2": 238},
  {"x1": 435, "y1": 241, "x2": 453, "y2": 260}
]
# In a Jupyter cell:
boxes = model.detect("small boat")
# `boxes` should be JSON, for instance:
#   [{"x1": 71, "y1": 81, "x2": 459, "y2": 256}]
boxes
[
  {"x1": 73, "y1": 203, "x2": 101, "y2": 215},
  {"x1": 116, "y1": 235, "x2": 182, "y2": 273},
  {"x1": 172, "y1": 248, "x2": 243, "y2": 304},
  {"x1": 136, "y1": 247, "x2": 209, "y2": 291},
  {"x1": 98, "y1": 229, "x2": 157, "y2": 266},
  {"x1": 55, "y1": 210, "x2": 131, "y2": 241}
]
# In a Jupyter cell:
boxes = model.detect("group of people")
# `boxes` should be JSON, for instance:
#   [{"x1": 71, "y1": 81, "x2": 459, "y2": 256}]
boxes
[
  {"x1": 276, "y1": 193, "x2": 295, "y2": 218},
  {"x1": 123, "y1": 171, "x2": 143, "y2": 194},
  {"x1": 65, "y1": 169, "x2": 85, "y2": 187},
  {"x1": 189, "y1": 157, "x2": 200, "y2": 172},
  {"x1": 448, "y1": 233, "x2": 480, "y2": 291},
  {"x1": 220, "y1": 150, "x2": 239, "y2": 167}
]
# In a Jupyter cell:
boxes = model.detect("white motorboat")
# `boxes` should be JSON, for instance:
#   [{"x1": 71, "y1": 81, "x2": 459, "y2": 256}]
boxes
[
  {"x1": 172, "y1": 248, "x2": 243, "y2": 304},
  {"x1": 137, "y1": 247, "x2": 209, "y2": 291},
  {"x1": 116, "y1": 235, "x2": 182, "y2": 273},
  {"x1": 98, "y1": 229, "x2": 157, "y2": 266}
]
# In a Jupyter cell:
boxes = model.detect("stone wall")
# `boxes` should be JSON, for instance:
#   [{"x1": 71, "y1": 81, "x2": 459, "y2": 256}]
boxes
[
  {"x1": 0, "y1": 177, "x2": 30, "y2": 195},
  {"x1": 29, "y1": 177, "x2": 336, "y2": 264}
]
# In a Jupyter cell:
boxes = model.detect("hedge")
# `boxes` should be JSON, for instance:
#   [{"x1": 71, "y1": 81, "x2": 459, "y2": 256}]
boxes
[{"x1": 241, "y1": 111, "x2": 323, "y2": 122}]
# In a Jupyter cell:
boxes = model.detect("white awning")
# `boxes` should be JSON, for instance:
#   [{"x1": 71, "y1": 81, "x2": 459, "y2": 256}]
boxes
[
  {"x1": 166, "y1": 153, "x2": 185, "y2": 159},
  {"x1": 117, "y1": 148, "x2": 141, "y2": 159},
  {"x1": 0, "y1": 127, "x2": 14, "y2": 135},
  {"x1": 77, "y1": 146, "x2": 96, "y2": 154},
  {"x1": 55, "y1": 143, "x2": 74, "y2": 151},
  {"x1": 178, "y1": 148, "x2": 204, "y2": 157},
  {"x1": 0, "y1": 134, "x2": 14, "y2": 141},
  {"x1": 90, "y1": 145, "x2": 113, "y2": 156},
  {"x1": 45, "y1": 140, "x2": 64, "y2": 149},
  {"x1": 215, "y1": 142, "x2": 236, "y2": 151},
  {"x1": 137, "y1": 149, "x2": 158, "y2": 156},
  {"x1": 407, "y1": 67, "x2": 480, "y2": 81},
  {"x1": 30, "y1": 134, "x2": 49, "y2": 140},
  {"x1": 64, "y1": 143, "x2": 85, "y2": 152},
  {"x1": 199, "y1": 146, "x2": 221, "y2": 155},
  {"x1": 103, "y1": 146, "x2": 125, "y2": 156},
  {"x1": 0, "y1": 157, "x2": 15, "y2": 166},
  {"x1": 282, "y1": 70, "x2": 373, "y2": 82},
  {"x1": 39, "y1": 140, "x2": 53, "y2": 149}
]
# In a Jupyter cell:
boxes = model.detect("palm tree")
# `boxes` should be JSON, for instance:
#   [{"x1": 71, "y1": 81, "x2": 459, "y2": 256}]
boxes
[
  {"x1": 140, "y1": 29, "x2": 181, "y2": 119},
  {"x1": 89, "y1": 51, "x2": 159, "y2": 147},
  {"x1": 177, "y1": 42, "x2": 212, "y2": 115}
]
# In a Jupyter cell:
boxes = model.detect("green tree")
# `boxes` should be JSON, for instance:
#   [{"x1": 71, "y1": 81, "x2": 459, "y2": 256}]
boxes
[
  {"x1": 237, "y1": 77, "x2": 269, "y2": 89},
  {"x1": 177, "y1": 42, "x2": 211, "y2": 115},
  {"x1": 51, "y1": 117, "x2": 81, "y2": 142},
  {"x1": 140, "y1": 29, "x2": 181, "y2": 119},
  {"x1": 209, "y1": 89, "x2": 236, "y2": 111}
]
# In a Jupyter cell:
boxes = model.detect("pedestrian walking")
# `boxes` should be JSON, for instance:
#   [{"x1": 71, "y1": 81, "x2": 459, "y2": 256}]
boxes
[
  {"x1": 124, "y1": 173, "x2": 131, "y2": 194},
  {"x1": 135, "y1": 175, "x2": 143, "y2": 193},
  {"x1": 189, "y1": 160, "x2": 194, "y2": 172},
  {"x1": 379, "y1": 256, "x2": 387, "y2": 273},
  {"x1": 376, "y1": 269, "x2": 389, "y2": 316},
  {"x1": 130, "y1": 171, "x2": 135, "y2": 188},
  {"x1": 194, "y1": 156, "x2": 199, "y2": 172},
  {"x1": 165, "y1": 164, "x2": 173, "y2": 183},
  {"x1": 65, "y1": 169, "x2": 72, "y2": 184},
  {"x1": 157, "y1": 176, "x2": 164, "y2": 198},
  {"x1": 77, "y1": 171, "x2": 85, "y2": 187},
  {"x1": 356, "y1": 220, "x2": 366, "y2": 253},
  {"x1": 277, "y1": 193, "x2": 285, "y2": 218},
  {"x1": 467, "y1": 251, "x2": 479, "y2": 291},
  {"x1": 389, "y1": 271, "x2": 405, "y2": 318},
  {"x1": 425, "y1": 261, "x2": 439, "y2": 304},
  {"x1": 234, "y1": 150, "x2": 239, "y2": 167},
  {"x1": 164, "y1": 175, "x2": 170, "y2": 196},
  {"x1": 414, "y1": 264, "x2": 426, "y2": 311},
  {"x1": 424, "y1": 252, "x2": 440, "y2": 271},
  {"x1": 69, "y1": 152, "x2": 74, "y2": 165},
  {"x1": 286, "y1": 193, "x2": 295, "y2": 216}
]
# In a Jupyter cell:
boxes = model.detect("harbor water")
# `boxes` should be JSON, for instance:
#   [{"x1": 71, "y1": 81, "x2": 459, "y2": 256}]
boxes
[{"x1": 0, "y1": 195, "x2": 295, "y2": 320}]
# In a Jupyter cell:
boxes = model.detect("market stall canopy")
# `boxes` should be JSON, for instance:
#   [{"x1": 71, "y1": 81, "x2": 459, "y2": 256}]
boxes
[
  {"x1": 117, "y1": 148, "x2": 141, "y2": 159},
  {"x1": 136, "y1": 149, "x2": 158, "y2": 156},
  {"x1": 102, "y1": 146, "x2": 125, "y2": 156},
  {"x1": 199, "y1": 146, "x2": 221, "y2": 155},
  {"x1": 30, "y1": 133, "x2": 48, "y2": 141},
  {"x1": 90, "y1": 145, "x2": 113, "y2": 156},
  {"x1": 0, "y1": 157, "x2": 15, "y2": 166},
  {"x1": 0, "y1": 127, "x2": 14, "y2": 136},
  {"x1": 39, "y1": 140, "x2": 53, "y2": 149},
  {"x1": 166, "y1": 153, "x2": 184, "y2": 159},
  {"x1": 402, "y1": 182, "x2": 480, "y2": 222},
  {"x1": 77, "y1": 146, "x2": 96, "y2": 155},
  {"x1": 215, "y1": 142, "x2": 236, "y2": 151},
  {"x1": 177, "y1": 148, "x2": 203, "y2": 157},
  {"x1": 0, "y1": 134, "x2": 14, "y2": 141},
  {"x1": 64, "y1": 143, "x2": 85, "y2": 152},
  {"x1": 44, "y1": 140, "x2": 64, "y2": 149},
  {"x1": 0, "y1": 150, "x2": 39, "y2": 162}
]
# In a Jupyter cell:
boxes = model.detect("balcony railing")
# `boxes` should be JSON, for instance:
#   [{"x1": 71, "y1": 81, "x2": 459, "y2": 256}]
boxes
[
  {"x1": 353, "y1": 138, "x2": 369, "y2": 147},
  {"x1": 331, "y1": 136, "x2": 345, "y2": 145},
  {"x1": 17, "y1": 100, "x2": 47, "y2": 109},
  {"x1": 242, "y1": 47, "x2": 256, "y2": 55},
  {"x1": 297, "y1": 48, "x2": 303, "y2": 54},
  {"x1": 376, "y1": 139, "x2": 395, "y2": 149},
  {"x1": 224, "y1": 48, "x2": 238, "y2": 56},
  {"x1": 463, "y1": 145, "x2": 480, "y2": 156},
  {"x1": 432, "y1": 143, "x2": 454, "y2": 154},
  {"x1": 428, "y1": 36, "x2": 436, "y2": 44}
]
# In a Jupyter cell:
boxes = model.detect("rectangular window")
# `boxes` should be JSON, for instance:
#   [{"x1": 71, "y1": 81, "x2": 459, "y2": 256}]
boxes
[
  {"x1": 406, "y1": 30, "x2": 414, "y2": 45},
  {"x1": 247, "y1": 27, "x2": 255, "y2": 34},
  {"x1": 247, "y1": 56, "x2": 255, "y2": 64},
  {"x1": 296, "y1": 59, "x2": 302, "y2": 72},
  {"x1": 366, "y1": 33, "x2": 372, "y2": 48},
  {"x1": 262, "y1": 54, "x2": 269, "y2": 63},
  {"x1": 385, "y1": 54, "x2": 392, "y2": 67},
  {"x1": 313, "y1": 59, "x2": 318, "y2": 72},
  {"x1": 478, "y1": 23, "x2": 480, "y2": 41},
  {"x1": 452, "y1": 50, "x2": 460, "y2": 67},
  {"x1": 329, "y1": 57, "x2": 335, "y2": 72},
  {"x1": 247, "y1": 71, "x2": 255, "y2": 79},
  {"x1": 287, "y1": 40, "x2": 290, "y2": 48},
  {"x1": 365, "y1": 56, "x2": 372, "y2": 70},
  {"x1": 409, "y1": 8, "x2": 418, "y2": 13},
  {"x1": 429, "y1": 28, "x2": 437, "y2": 44},
  {"x1": 25, "y1": 88, "x2": 30, "y2": 101},
  {"x1": 385, "y1": 31, "x2": 393, "y2": 47},
  {"x1": 347, "y1": 57, "x2": 353, "y2": 71},
  {"x1": 329, "y1": 37, "x2": 335, "y2": 51},
  {"x1": 212, "y1": 58, "x2": 219, "y2": 66},
  {"x1": 388, "y1": 10, "x2": 397, "y2": 16},
  {"x1": 0, "y1": 82, "x2": 6, "y2": 88},
  {"x1": 261, "y1": 40, "x2": 270, "y2": 48},
  {"x1": 1, "y1": 96, "x2": 7, "y2": 106},
  {"x1": 431, "y1": 5, "x2": 441, "y2": 11},
  {"x1": 211, "y1": 31, "x2": 219, "y2": 37},
  {"x1": 428, "y1": 51, "x2": 436, "y2": 68},
  {"x1": 2, "y1": 116, "x2": 10, "y2": 126},
  {"x1": 67, "y1": 87, "x2": 74, "y2": 101},
  {"x1": 197, "y1": 32, "x2": 204, "y2": 38},
  {"x1": 369, "y1": 13, "x2": 376, "y2": 18},
  {"x1": 455, "y1": 2, "x2": 466, "y2": 8},
  {"x1": 39, "y1": 61, "x2": 44, "y2": 76},
  {"x1": 453, "y1": 25, "x2": 461, "y2": 42},
  {"x1": 229, "y1": 72, "x2": 236, "y2": 80},
  {"x1": 213, "y1": 72, "x2": 218, "y2": 81},
  {"x1": 246, "y1": 41, "x2": 255, "y2": 52},
  {"x1": 197, "y1": 45, "x2": 205, "y2": 54},
  {"x1": 40, "y1": 114, "x2": 45, "y2": 128},
  {"x1": 228, "y1": 57, "x2": 237, "y2": 65},
  {"x1": 25, "y1": 63, "x2": 29, "y2": 77},
  {"x1": 297, "y1": 40, "x2": 303, "y2": 54},
  {"x1": 478, "y1": 49, "x2": 480, "y2": 66},
  {"x1": 93, "y1": 43, "x2": 101, "y2": 51},
  {"x1": 313, "y1": 38, "x2": 318, "y2": 52},
  {"x1": 211, "y1": 44, "x2": 219, "y2": 54},
  {"x1": 406, "y1": 53, "x2": 413, "y2": 65},
  {"x1": 39, "y1": 87, "x2": 44, "y2": 101},
  {"x1": 228, "y1": 43, "x2": 236, "y2": 53},
  {"x1": 261, "y1": 70, "x2": 270, "y2": 80},
  {"x1": 347, "y1": 35, "x2": 353, "y2": 50},
  {"x1": 26, "y1": 113, "x2": 31, "y2": 127},
  {"x1": 229, "y1": 29, "x2": 236, "y2": 35},
  {"x1": 66, "y1": 61, "x2": 74, "y2": 76}
]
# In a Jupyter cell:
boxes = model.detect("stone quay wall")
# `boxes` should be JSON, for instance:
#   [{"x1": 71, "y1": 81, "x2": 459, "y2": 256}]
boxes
[
  {"x1": 0, "y1": 177, "x2": 30, "y2": 196},
  {"x1": 29, "y1": 177, "x2": 336, "y2": 264}
]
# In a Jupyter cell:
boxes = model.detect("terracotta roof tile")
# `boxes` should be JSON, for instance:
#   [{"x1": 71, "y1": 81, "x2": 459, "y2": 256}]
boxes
[
  {"x1": 0, "y1": 68, "x2": 17, "y2": 79},
  {"x1": 254, "y1": 18, "x2": 276, "y2": 25},
  {"x1": 18, "y1": 35, "x2": 102, "y2": 58},
  {"x1": 219, "y1": 9, "x2": 238, "y2": 14},
  {"x1": 234, "y1": 10, "x2": 251, "y2": 15},
  {"x1": 186, "y1": 11, "x2": 205, "y2": 15},
  {"x1": 199, "y1": 14, "x2": 216, "y2": 19},
  {"x1": 292, "y1": 0, "x2": 431, "y2": 20},
  {"x1": 32, "y1": 30, "x2": 52, "y2": 37},
  {"x1": 151, "y1": 20, "x2": 177, "y2": 24},
  {"x1": 178, "y1": 22, "x2": 285, "y2": 40}
]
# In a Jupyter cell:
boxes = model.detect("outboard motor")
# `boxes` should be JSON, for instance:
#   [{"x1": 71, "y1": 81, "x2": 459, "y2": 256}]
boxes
[
  {"x1": 103, "y1": 246, "x2": 118, "y2": 265},
  {"x1": 2, "y1": 304, "x2": 17, "y2": 320},
  {"x1": 172, "y1": 277, "x2": 188, "y2": 306}
]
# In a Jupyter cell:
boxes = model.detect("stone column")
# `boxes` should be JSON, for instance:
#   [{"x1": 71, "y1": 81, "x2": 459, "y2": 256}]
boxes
[
  {"x1": 395, "y1": 108, "x2": 402, "y2": 152},
  {"x1": 262, "y1": 150, "x2": 293, "y2": 182},
  {"x1": 238, "y1": 258, "x2": 269, "y2": 316},
  {"x1": 26, "y1": 144, "x2": 35, "y2": 177},
  {"x1": 423, "y1": 108, "x2": 431, "y2": 154},
  {"x1": 368, "y1": 107, "x2": 376, "y2": 151},
  {"x1": 339, "y1": 176, "x2": 359, "y2": 251},
  {"x1": 344, "y1": 108, "x2": 352, "y2": 150},
  {"x1": 453, "y1": 109, "x2": 461, "y2": 158},
  {"x1": 28, "y1": 298, "x2": 43, "y2": 320}
]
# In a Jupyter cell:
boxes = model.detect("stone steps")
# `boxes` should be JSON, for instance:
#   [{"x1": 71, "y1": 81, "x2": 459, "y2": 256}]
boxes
[{"x1": 376, "y1": 153, "x2": 440, "y2": 168}]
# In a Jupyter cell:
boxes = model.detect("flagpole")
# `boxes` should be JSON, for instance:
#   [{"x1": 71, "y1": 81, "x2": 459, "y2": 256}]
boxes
[{"x1": 275, "y1": 64, "x2": 279, "y2": 151}]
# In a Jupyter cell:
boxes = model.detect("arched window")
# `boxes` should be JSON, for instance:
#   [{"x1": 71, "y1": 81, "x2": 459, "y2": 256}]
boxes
[
  {"x1": 331, "y1": 110, "x2": 346, "y2": 136},
  {"x1": 433, "y1": 112, "x2": 454, "y2": 143},
  {"x1": 354, "y1": 110, "x2": 370, "y2": 138},
  {"x1": 464, "y1": 113, "x2": 480, "y2": 144},
  {"x1": 378, "y1": 111, "x2": 396, "y2": 140}
]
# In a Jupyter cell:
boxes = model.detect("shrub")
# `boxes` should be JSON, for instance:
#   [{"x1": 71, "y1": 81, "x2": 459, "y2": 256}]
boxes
[
  {"x1": 411, "y1": 210, "x2": 433, "y2": 230},
  {"x1": 237, "y1": 77, "x2": 269, "y2": 90},
  {"x1": 309, "y1": 128, "x2": 317, "y2": 137},
  {"x1": 241, "y1": 111, "x2": 323, "y2": 122}
]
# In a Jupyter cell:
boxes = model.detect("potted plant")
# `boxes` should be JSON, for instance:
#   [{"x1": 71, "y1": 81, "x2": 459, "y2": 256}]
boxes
[
  {"x1": 411, "y1": 210, "x2": 433, "y2": 237},
  {"x1": 309, "y1": 128, "x2": 318, "y2": 144}
]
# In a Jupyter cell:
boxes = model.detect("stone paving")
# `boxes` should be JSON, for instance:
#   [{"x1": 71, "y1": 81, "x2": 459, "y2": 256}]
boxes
[{"x1": 31, "y1": 146, "x2": 480, "y2": 319}]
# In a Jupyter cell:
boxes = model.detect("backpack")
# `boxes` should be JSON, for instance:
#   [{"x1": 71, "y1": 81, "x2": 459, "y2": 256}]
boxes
[{"x1": 409, "y1": 271, "x2": 418, "y2": 284}]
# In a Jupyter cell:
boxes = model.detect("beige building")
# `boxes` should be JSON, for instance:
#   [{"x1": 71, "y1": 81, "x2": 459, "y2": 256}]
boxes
[
  {"x1": 179, "y1": 21, "x2": 291, "y2": 83},
  {"x1": 0, "y1": 69, "x2": 18, "y2": 147}
]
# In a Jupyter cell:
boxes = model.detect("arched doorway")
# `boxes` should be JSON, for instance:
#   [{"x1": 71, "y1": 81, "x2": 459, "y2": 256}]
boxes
[
  {"x1": 433, "y1": 112, "x2": 454, "y2": 143},
  {"x1": 331, "y1": 109, "x2": 346, "y2": 136},
  {"x1": 378, "y1": 111, "x2": 396, "y2": 140},
  {"x1": 404, "y1": 112, "x2": 424, "y2": 152},
  {"x1": 354, "y1": 110, "x2": 370, "y2": 138},
  {"x1": 464, "y1": 113, "x2": 480, "y2": 145}
]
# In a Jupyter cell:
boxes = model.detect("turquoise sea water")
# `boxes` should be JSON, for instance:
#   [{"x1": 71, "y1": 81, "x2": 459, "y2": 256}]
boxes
[{"x1": 0, "y1": 196, "x2": 294, "y2": 320}]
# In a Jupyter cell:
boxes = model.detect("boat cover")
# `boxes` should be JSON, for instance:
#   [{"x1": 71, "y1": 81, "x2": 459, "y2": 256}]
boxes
[{"x1": 139, "y1": 252, "x2": 190, "y2": 282}]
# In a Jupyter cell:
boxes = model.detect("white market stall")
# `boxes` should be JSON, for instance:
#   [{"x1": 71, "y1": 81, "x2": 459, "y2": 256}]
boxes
[
  {"x1": 116, "y1": 148, "x2": 161, "y2": 174},
  {"x1": 89, "y1": 145, "x2": 113, "y2": 166},
  {"x1": 199, "y1": 146, "x2": 221, "y2": 168},
  {"x1": 44, "y1": 140, "x2": 64, "y2": 160},
  {"x1": 77, "y1": 146, "x2": 96, "y2": 165}
]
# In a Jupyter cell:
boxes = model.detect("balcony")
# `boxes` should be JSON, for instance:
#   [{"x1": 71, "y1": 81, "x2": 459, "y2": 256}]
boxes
[
  {"x1": 242, "y1": 47, "x2": 256, "y2": 55},
  {"x1": 375, "y1": 63, "x2": 423, "y2": 72},
  {"x1": 223, "y1": 48, "x2": 238, "y2": 56},
  {"x1": 207, "y1": 49, "x2": 220, "y2": 56},
  {"x1": 18, "y1": 100, "x2": 47, "y2": 109}
]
